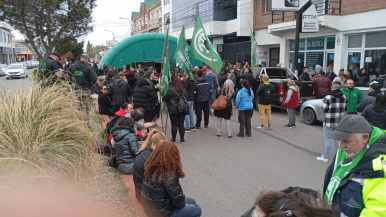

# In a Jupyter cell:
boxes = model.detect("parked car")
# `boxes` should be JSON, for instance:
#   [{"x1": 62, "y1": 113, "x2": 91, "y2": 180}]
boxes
[
  {"x1": 299, "y1": 87, "x2": 386, "y2": 125},
  {"x1": 251, "y1": 67, "x2": 316, "y2": 110},
  {"x1": 0, "y1": 64, "x2": 7, "y2": 76},
  {"x1": 5, "y1": 64, "x2": 27, "y2": 79}
]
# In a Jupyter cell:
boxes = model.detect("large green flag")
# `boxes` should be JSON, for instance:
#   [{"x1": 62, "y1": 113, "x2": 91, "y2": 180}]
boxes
[
  {"x1": 174, "y1": 26, "x2": 194, "y2": 80},
  {"x1": 191, "y1": 13, "x2": 222, "y2": 73},
  {"x1": 249, "y1": 24, "x2": 258, "y2": 68},
  {"x1": 161, "y1": 33, "x2": 171, "y2": 98}
]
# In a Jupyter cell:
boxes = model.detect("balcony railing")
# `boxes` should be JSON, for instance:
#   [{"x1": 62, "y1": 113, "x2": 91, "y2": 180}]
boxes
[
  {"x1": 149, "y1": 18, "x2": 160, "y2": 27},
  {"x1": 133, "y1": 26, "x2": 142, "y2": 32}
]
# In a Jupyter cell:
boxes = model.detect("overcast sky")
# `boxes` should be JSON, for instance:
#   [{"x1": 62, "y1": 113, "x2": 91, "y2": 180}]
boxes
[{"x1": 13, "y1": 0, "x2": 144, "y2": 48}]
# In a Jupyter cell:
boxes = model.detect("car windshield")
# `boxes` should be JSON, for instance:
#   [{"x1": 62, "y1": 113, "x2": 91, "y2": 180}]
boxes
[
  {"x1": 0, "y1": 64, "x2": 6, "y2": 68},
  {"x1": 7, "y1": 65, "x2": 22, "y2": 69}
]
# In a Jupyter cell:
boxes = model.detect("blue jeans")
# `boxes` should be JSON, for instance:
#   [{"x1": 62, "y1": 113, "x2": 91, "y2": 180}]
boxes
[
  {"x1": 185, "y1": 101, "x2": 195, "y2": 129},
  {"x1": 209, "y1": 89, "x2": 217, "y2": 112},
  {"x1": 118, "y1": 162, "x2": 134, "y2": 174},
  {"x1": 170, "y1": 197, "x2": 202, "y2": 217},
  {"x1": 323, "y1": 126, "x2": 340, "y2": 159}
]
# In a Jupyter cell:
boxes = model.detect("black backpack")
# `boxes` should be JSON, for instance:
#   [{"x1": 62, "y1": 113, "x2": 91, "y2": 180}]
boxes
[
  {"x1": 171, "y1": 88, "x2": 189, "y2": 114},
  {"x1": 105, "y1": 116, "x2": 120, "y2": 134}
]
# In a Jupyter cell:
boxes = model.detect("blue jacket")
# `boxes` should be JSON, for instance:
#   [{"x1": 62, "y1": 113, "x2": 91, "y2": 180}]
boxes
[
  {"x1": 205, "y1": 71, "x2": 218, "y2": 89},
  {"x1": 235, "y1": 87, "x2": 254, "y2": 110}
]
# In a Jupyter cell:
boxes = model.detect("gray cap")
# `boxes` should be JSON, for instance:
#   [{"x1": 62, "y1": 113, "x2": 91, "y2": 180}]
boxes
[
  {"x1": 80, "y1": 53, "x2": 90, "y2": 59},
  {"x1": 330, "y1": 115, "x2": 372, "y2": 141},
  {"x1": 315, "y1": 65, "x2": 322, "y2": 73}
]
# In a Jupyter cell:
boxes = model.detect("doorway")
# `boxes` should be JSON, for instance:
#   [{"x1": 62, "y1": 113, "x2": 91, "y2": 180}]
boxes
[{"x1": 269, "y1": 48, "x2": 280, "y2": 67}]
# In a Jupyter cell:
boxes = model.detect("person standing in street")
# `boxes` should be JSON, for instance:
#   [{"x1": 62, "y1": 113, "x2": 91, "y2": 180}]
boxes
[
  {"x1": 68, "y1": 54, "x2": 99, "y2": 124},
  {"x1": 205, "y1": 68, "x2": 218, "y2": 116},
  {"x1": 361, "y1": 91, "x2": 386, "y2": 130},
  {"x1": 323, "y1": 115, "x2": 386, "y2": 217},
  {"x1": 235, "y1": 80, "x2": 254, "y2": 137},
  {"x1": 256, "y1": 75, "x2": 274, "y2": 130},
  {"x1": 282, "y1": 80, "x2": 299, "y2": 128},
  {"x1": 183, "y1": 71, "x2": 196, "y2": 133},
  {"x1": 311, "y1": 68, "x2": 332, "y2": 99},
  {"x1": 194, "y1": 70, "x2": 211, "y2": 129},
  {"x1": 342, "y1": 79, "x2": 363, "y2": 114},
  {"x1": 214, "y1": 80, "x2": 234, "y2": 138},
  {"x1": 316, "y1": 82, "x2": 347, "y2": 163},
  {"x1": 356, "y1": 80, "x2": 382, "y2": 113},
  {"x1": 133, "y1": 77, "x2": 159, "y2": 123},
  {"x1": 298, "y1": 66, "x2": 310, "y2": 81}
]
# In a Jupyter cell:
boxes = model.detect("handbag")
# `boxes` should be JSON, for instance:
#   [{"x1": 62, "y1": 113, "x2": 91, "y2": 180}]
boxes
[{"x1": 211, "y1": 88, "x2": 228, "y2": 110}]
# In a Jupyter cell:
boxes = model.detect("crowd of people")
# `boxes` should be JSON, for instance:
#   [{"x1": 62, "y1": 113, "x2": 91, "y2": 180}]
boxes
[{"x1": 38, "y1": 52, "x2": 386, "y2": 217}]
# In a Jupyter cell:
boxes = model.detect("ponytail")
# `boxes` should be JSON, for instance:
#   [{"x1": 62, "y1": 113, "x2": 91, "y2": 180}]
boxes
[
  {"x1": 375, "y1": 91, "x2": 386, "y2": 108},
  {"x1": 242, "y1": 79, "x2": 251, "y2": 96}
]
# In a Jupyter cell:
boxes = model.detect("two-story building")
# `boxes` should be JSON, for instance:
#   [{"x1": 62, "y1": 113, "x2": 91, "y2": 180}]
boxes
[
  {"x1": 14, "y1": 40, "x2": 39, "y2": 62},
  {"x1": 132, "y1": 0, "x2": 163, "y2": 35},
  {"x1": 254, "y1": 0, "x2": 386, "y2": 79},
  {"x1": 0, "y1": 23, "x2": 14, "y2": 64}
]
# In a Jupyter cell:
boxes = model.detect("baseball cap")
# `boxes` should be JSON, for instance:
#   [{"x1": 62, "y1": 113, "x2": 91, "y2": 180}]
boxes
[
  {"x1": 370, "y1": 80, "x2": 381, "y2": 91},
  {"x1": 330, "y1": 115, "x2": 372, "y2": 141},
  {"x1": 51, "y1": 51, "x2": 61, "y2": 60},
  {"x1": 80, "y1": 53, "x2": 90, "y2": 59}
]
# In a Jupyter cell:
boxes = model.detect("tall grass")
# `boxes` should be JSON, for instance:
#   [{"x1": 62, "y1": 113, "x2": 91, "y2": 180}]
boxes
[{"x1": 0, "y1": 77, "x2": 100, "y2": 182}]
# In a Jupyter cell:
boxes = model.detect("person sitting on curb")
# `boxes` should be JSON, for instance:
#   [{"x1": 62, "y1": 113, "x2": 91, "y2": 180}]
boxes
[{"x1": 323, "y1": 115, "x2": 386, "y2": 216}]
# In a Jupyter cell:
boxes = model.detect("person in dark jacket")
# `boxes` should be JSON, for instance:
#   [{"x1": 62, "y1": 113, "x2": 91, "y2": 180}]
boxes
[
  {"x1": 141, "y1": 140, "x2": 202, "y2": 217},
  {"x1": 237, "y1": 68, "x2": 254, "y2": 88},
  {"x1": 110, "y1": 117, "x2": 140, "y2": 174},
  {"x1": 362, "y1": 91, "x2": 386, "y2": 130},
  {"x1": 98, "y1": 85, "x2": 113, "y2": 116},
  {"x1": 133, "y1": 78, "x2": 159, "y2": 123},
  {"x1": 183, "y1": 71, "x2": 196, "y2": 132},
  {"x1": 256, "y1": 75, "x2": 274, "y2": 130},
  {"x1": 39, "y1": 51, "x2": 61, "y2": 80},
  {"x1": 163, "y1": 79, "x2": 188, "y2": 143},
  {"x1": 133, "y1": 130, "x2": 167, "y2": 202},
  {"x1": 345, "y1": 69, "x2": 354, "y2": 80},
  {"x1": 298, "y1": 66, "x2": 310, "y2": 81},
  {"x1": 326, "y1": 66, "x2": 337, "y2": 82},
  {"x1": 354, "y1": 68, "x2": 369, "y2": 87},
  {"x1": 218, "y1": 70, "x2": 227, "y2": 88},
  {"x1": 214, "y1": 80, "x2": 234, "y2": 138},
  {"x1": 311, "y1": 71, "x2": 332, "y2": 99},
  {"x1": 103, "y1": 73, "x2": 114, "y2": 89},
  {"x1": 108, "y1": 77, "x2": 133, "y2": 113},
  {"x1": 357, "y1": 80, "x2": 382, "y2": 113},
  {"x1": 194, "y1": 70, "x2": 211, "y2": 129},
  {"x1": 135, "y1": 69, "x2": 145, "y2": 82}
]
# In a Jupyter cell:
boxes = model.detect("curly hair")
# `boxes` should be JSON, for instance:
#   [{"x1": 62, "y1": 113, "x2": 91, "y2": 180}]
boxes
[{"x1": 144, "y1": 140, "x2": 185, "y2": 182}]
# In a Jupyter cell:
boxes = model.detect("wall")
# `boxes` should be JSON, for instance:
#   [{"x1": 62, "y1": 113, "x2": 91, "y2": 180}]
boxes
[
  {"x1": 254, "y1": 0, "x2": 295, "y2": 30},
  {"x1": 340, "y1": 0, "x2": 386, "y2": 15}
]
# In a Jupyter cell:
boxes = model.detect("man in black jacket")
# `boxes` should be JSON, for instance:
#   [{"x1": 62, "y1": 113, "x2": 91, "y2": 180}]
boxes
[
  {"x1": 108, "y1": 77, "x2": 133, "y2": 113},
  {"x1": 194, "y1": 70, "x2": 211, "y2": 129},
  {"x1": 218, "y1": 70, "x2": 227, "y2": 88},
  {"x1": 39, "y1": 51, "x2": 61, "y2": 82},
  {"x1": 299, "y1": 66, "x2": 310, "y2": 81},
  {"x1": 237, "y1": 68, "x2": 254, "y2": 87},
  {"x1": 133, "y1": 79, "x2": 159, "y2": 122},
  {"x1": 256, "y1": 75, "x2": 274, "y2": 130},
  {"x1": 356, "y1": 80, "x2": 382, "y2": 113},
  {"x1": 183, "y1": 73, "x2": 196, "y2": 132}
]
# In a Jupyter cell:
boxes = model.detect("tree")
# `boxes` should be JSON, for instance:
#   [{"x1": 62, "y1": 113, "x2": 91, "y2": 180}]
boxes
[
  {"x1": 86, "y1": 40, "x2": 96, "y2": 60},
  {"x1": 0, "y1": 0, "x2": 96, "y2": 59},
  {"x1": 55, "y1": 39, "x2": 84, "y2": 59}
]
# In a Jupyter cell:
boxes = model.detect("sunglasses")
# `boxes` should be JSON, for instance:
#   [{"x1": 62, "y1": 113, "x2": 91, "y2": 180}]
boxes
[{"x1": 102, "y1": 88, "x2": 107, "y2": 90}]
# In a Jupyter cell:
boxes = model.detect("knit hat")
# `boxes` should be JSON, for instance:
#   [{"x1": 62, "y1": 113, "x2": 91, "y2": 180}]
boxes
[{"x1": 315, "y1": 65, "x2": 322, "y2": 73}]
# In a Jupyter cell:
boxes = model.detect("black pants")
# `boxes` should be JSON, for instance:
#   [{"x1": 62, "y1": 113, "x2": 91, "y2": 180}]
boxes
[
  {"x1": 195, "y1": 101, "x2": 209, "y2": 127},
  {"x1": 144, "y1": 110, "x2": 155, "y2": 123},
  {"x1": 238, "y1": 109, "x2": 253, "y2": 136},
  {"x1": 169, "y1": 113, "x2": 186, "y2": 140}
]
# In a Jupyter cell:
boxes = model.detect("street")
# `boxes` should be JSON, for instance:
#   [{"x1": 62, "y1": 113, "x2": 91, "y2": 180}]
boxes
[
  {"x1": 0, "y1": 69, "x2": 34, "y2": 93},
  {"x1": 1, "y1": 75, "x2": 330, "y2": 217}
]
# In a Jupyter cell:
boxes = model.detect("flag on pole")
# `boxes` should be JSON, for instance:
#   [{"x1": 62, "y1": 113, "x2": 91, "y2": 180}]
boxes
[
  {"x1": 174, "y1": 26, "x2": 194, "y2": 80},
  {"x1": 161, "y1": 33, "x2": 171, "y2": 97},
  {"x1": 191, "y1": 13, "x2": 222, "y2": 73},
  {"x1": 249, "y1": 24, "x2": 259, "y2": 68}
]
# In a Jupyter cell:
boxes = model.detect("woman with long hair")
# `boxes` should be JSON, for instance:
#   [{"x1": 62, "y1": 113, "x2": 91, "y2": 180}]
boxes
[
  {"x1": 345, "y1": 69, "x2": 353, "y2": 80},
  {"x1": 163, "y1": 79, "x2": 188, "y2": 143},
  {"x1": 141, "y1": 141, "x2": 202, "y2": 217},
  {"x1": 282, "y1": 80, "x2": 300, "y2": 128},
  {"x1": 362, "y1": 91, "x2": 386, "y2": 130},
  {"x1": 133, "y1": 130, "x2": 167, "y2": 202},
  {"x1": 354, "y1": 68, "x2": 369, "y2": 87},
  {"x1": 214, "y1": 80, "x2": 234, "y2": 138},
  {"x1": 235, "y1": 79, "x2": 254, "y2": 137},
  {"x1": 332, "y1": 69, "x2": 346, "y2": 88},
  {"x1": 98, "y1": 85, "x2": 113, "y2": 116}
]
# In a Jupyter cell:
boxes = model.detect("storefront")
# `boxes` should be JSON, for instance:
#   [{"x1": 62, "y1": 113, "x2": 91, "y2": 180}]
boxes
[{"x1": 0, "y1": 46, "x2": 13, "y2": 64}]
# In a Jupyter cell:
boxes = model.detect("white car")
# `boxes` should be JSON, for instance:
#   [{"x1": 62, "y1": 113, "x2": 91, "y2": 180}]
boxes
[
  {"x1": 0, "y1": 64, "x2": 6, "y2": 76},
  {"x1": 5, "y1": 64, "x2": 27, "y2": 79}
]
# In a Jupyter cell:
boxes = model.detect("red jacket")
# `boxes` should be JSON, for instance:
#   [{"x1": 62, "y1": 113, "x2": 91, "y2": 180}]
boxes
[
  {"x1": 311, "y1": 75, "x2": 332, "y2": 96},
  {"x1": 282, "y1": 87, "x2": 299, "y2": 108}
]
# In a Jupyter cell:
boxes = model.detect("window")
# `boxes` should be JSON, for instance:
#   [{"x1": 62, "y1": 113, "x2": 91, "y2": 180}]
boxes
[
  {"x1": 164, "y1": 12, "x2": 170, "y2": 24},
  {"x1": 145, "y1": 15, "x2": 148, "y2": 25},
  {"x1": 348, "y1": 35, "x2": 362, "y2": 48},
  {"x1": 159, "y1": 8, "x2": 162, "y2": 18},
  {"x1": 365, "y1": 31, "x2": 386, "y2": 48},
  {"x1": 155, "y1": 10, "x2": 159, "y2": 20},
  {"x1": 7, "y1": 33, "x2": 10, "y2": 43},
  {"x1": 0, "y1": 31, "x2": 2, "y2": 42},
  {"x1": 142, "y1": 17, "x2": 144, "y2": 26},
  {"x1": 264, "y1": 0, "x2": 272, "y2": 12},
  {"x1": 2, "y1": 32, "x2": 5, "y2": 43},
  {"x1": 164, "y1": 0, "x2": 169, "y2": 5},
  {"x1": 326, "y1": 37, "x2": 335, "y2": 49}
]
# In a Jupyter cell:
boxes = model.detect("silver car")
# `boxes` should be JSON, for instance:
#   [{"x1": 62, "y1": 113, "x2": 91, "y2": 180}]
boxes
[
  {"x1": 300, "y1": 87, "x2": 386, "y2": 125},
  {"x1": 0, "y1": 64, "x2": 6, "y2": 76},
  {"x1": 5, "y1": 64, "x2": 27, "y2": 79}
]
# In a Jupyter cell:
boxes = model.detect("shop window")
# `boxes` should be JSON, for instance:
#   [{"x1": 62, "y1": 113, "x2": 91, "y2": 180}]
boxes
[
  {"x1": 348, "y1": 35, "x2": 362, "y2": 48},
  {"x1": 289, "y1": 52, "x2": 305, "y2": 72},
  {"x1": 365, "y1": 31, "x2": 386, "y2": 48},
  {"x1": 326, "y1": 37, "x2": 335, "y2": 49},
  {"x1": 364, "y1": 50, "x2": 386, "y2": 78},
  {"x1": 347, "y1": 52, "x2": 361, "y2": 76},
  {"x1": 306, "y1": 52, "x2": 323, "y2": 74},
  {"x1": 270, "y1": 48, "x2": 279, "y2": 67}
]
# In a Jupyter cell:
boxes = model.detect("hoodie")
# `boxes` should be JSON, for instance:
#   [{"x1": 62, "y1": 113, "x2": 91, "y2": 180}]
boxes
[
  {"x1": 322, "y1": 89, "x2": 347, "y2": 127},
  {"x1": 356, "y1": 90, "x2": 381, "y2": 113},
  {"x1": 107, "y1": 78, "x2": 132, "y2": 107},
  {"x1": 132, "y1": 79, "x2": 158, "y2": 112},
  {"x1": 68, "y1": 60, "x2": 97, "y2": 89},
  {"x1": 342, "y1": 86, "x2": 363, "y2": 113}
]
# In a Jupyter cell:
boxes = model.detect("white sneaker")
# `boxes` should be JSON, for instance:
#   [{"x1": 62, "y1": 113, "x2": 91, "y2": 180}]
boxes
[
  {"x1": 257, "y1": 126, "x2": 265, "y2": 130},
  {"x1": 267, "y1": 125, "x2": 272, "y2": 130},
  {"x1": 316, "y1": 156, "x2": 328, "y2": 163}
]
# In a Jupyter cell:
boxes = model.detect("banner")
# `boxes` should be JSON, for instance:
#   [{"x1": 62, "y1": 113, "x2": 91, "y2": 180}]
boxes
[
  {"x1": 174, "y1": 26, "x2": 194, "y2": 80},
  {"x1": 191, "y1": 13, "x2": 223, "y2": 73},
  {"x1": 248, "y1": 24, "x2": 258, "y2": 68}
]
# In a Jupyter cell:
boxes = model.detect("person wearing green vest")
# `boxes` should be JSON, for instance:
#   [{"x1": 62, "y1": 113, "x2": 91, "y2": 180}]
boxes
[
  {"x1": 341, "y1": 78, "x2": 363, "y2": 114},
  {"x1": 323, "y1": 115, "x2": 386, "y2": 216}
]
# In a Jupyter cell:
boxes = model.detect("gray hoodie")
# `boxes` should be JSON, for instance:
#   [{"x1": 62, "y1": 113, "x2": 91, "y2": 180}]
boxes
[{"x1": 285, "y1": 86, "x2": 297, "y2": 104}]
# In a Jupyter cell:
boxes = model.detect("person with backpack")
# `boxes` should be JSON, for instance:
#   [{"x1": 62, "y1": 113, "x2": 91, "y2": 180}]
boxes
[
  {"x1": 163, "y1": 79, "x2": 189, "y2": 143},
  {"x1": 256, "y1": 75, "x2": 274, "y2": 130}
]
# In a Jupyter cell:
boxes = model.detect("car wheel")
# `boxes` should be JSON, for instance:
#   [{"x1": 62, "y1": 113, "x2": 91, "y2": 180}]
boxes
[{"x1": 303, "y1": 108, "x2": 317, "y2": 125}]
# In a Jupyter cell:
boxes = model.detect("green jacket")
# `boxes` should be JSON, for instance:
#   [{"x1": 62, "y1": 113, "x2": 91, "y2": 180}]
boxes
[
  {"x1": 342, "y1": 87, "x2": 363, "y2": 113},
  {"x1": 110, "y1": 126, "x2": 139, "y2": 165}
]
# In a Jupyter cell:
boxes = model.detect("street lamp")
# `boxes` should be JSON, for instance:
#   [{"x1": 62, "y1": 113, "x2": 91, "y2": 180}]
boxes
[
  {"x1": 104, "y1": 30, "x2": 116, "y2": 40},
  {"x1": 119, "y1": 17, "x2": 134, "y2": 36}
]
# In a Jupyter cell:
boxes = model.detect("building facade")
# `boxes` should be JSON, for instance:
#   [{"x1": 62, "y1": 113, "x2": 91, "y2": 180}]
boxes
[
  {"x1": 253, "y1": 0, "x2": 386, "y2": 81},
  {"x1": 14, "y1": 40, "x2": 39, "y2": 61},
  {"x1": 0, "y1": 23, "x2": 14, "y2": 64},
  {"x1": 132, "y1": 0, "x2": 163, "y2": 35}
]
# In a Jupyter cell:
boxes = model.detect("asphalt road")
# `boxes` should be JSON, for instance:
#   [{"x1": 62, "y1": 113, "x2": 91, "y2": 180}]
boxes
[
  {"x1": 0, "y1": 69, "x2": 34, "y2": 93},
  {"x1": 0, "y1": 73, "x2": 331, "y2": 217}
]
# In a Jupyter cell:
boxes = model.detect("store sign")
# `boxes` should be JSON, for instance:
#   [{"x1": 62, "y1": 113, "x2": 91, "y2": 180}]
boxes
[
  {"x1": 329, "y1": 53, "x2": 335, "y2": 61},
  {"x1": 290, "y1": 38, "x2": 324, "y2": 51},
  {"x1": 290, "y1": 39, "x2": 306, "y2": 51},
  {"x1": 270, "y1": 0, "x2": 309, "y2": 12},
  {"x1": 301, "y1": 4, "x2": 319, "y2": 33},
  {"x1": 3, "y1": 47, "x2": 12, "y2": 54},
  {"x1": 351, "y1": 56, "x2": 359, "y2": 63}
]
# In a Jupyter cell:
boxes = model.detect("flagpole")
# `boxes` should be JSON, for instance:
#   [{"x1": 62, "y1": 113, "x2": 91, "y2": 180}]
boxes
[
  {"x1": 248, "y1": 22, "x2": 261, "y2": 84},
  {"x1": 211, "y1": 56, "x2": 220, "y2": 89},
  {"x1": 159, "y1": 28, "x2": 170, "y2": 132},
  {"x1": 164, "y1": 46, "x2": 172, "y2": 135}
]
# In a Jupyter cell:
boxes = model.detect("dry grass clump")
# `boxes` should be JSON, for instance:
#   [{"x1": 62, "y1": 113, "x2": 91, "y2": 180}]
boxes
[{"x1": 0, "y1": 78, "x2": 99, "y2": 182}]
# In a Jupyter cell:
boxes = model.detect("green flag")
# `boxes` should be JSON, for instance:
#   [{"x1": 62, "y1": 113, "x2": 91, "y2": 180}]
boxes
[
  {"x1": 174, "y1": 26, "x2": 194, "y2": 80},
  {"x1": 249, "y1": 25, "x2": 258, "y2": 68},
  {"x1": 161, "y1": 33, "x2": 171, "y2": 98},
  {"x1": 191, "y1": 13, "x2": 222, "y2": 73}
]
